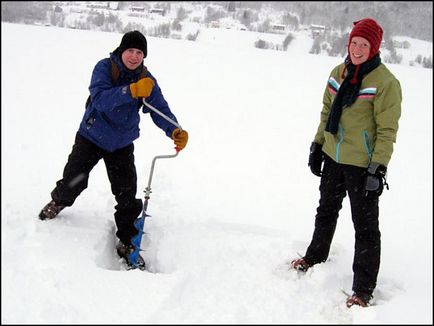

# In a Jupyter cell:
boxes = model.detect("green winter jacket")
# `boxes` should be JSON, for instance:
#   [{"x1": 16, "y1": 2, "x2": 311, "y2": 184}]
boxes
[{"x1": 314, "y1": 62, "x2": 402, "y2": 168}]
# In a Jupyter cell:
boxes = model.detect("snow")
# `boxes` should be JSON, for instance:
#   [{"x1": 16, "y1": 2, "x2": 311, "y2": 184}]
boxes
[
  {"x1": 2, "y1": 22, "x2": 432, "y2": 324},
  {"x1": 392, "y1": 36, "x2": 433, "y2": 66}
]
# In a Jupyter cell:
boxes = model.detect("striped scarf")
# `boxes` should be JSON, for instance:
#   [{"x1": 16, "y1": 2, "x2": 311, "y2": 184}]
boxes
[{"x1": 325, "y1": 54, "x2": 381, "y2": 134}]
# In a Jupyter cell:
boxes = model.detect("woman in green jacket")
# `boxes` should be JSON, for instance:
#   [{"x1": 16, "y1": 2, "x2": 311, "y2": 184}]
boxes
[{"x1": 291, "y1": 18, "x2": 402, "y2": 308}]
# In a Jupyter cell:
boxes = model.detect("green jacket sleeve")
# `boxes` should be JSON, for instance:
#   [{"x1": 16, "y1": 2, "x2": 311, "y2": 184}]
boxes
[{"x1": 371, "y1": 77, "x2": 402, "y2": 166}]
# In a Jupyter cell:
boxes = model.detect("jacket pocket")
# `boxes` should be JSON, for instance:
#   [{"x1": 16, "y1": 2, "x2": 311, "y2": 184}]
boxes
[
  {"x1": 363, "y1": 130, "x2": 373, "y2": 161},
  {"x1": 84, "y1": 108, "x2": 97, "y2": 130}
]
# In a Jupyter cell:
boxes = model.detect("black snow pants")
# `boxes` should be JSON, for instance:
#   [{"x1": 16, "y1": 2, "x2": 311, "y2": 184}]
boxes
[
  {"x1": 51, "y1": 132, "x2": 143, "y2": 246},
  {"x1": 304, "y1": 154, "x2": 381, "y2": 296}
]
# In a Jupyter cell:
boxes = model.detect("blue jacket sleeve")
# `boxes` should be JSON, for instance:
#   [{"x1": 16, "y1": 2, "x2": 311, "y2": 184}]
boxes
[{"x1": 144, "y1": 71, "x2": 179, "y2": 138}]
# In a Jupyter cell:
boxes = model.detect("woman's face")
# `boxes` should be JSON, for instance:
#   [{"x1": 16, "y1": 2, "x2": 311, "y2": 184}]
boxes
[
  {"x1": 121, "y1": 48, "x2": 144, "y2": 70},
  {"x1": 349, "y1": 36, "x2": 371, "y2": 65}
]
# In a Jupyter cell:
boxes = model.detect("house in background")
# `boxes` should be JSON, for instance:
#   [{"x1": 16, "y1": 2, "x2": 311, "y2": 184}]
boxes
[{"x1": 310, "y1": 24, "x2": 326, "y2": 37}]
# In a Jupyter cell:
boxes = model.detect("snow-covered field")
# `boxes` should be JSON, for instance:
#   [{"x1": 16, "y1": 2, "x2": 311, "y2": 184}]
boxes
[{"x1": 2, "y1": 22, "x2": 432, "y2": 324}]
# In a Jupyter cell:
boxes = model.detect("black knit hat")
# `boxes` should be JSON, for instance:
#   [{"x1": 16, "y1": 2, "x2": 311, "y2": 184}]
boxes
[{"x1": 118, "y1": 31, "x2": 147, "y2": 58}]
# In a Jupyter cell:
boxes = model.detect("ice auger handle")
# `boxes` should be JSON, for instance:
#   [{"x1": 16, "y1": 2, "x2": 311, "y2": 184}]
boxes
[
  {"x1": 143, "y1": 100, "x2": 183, "y2": 131},
  {"x1": 141, "y1": 101, "x2": 184, "y2": 213}
]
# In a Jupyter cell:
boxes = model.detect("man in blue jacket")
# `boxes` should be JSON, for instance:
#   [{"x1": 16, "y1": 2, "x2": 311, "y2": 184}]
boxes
[{"x1": 39, "y1": 31, "x2": 188, "y2": 268}]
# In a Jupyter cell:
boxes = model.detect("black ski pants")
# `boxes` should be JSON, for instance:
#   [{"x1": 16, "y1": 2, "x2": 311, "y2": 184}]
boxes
[
  {"x1": 51, "y1": 132, "x2": 143, "y2": 245},
  {"x1": 304, "y1": 155, "x2": 381, "y2": 296}
]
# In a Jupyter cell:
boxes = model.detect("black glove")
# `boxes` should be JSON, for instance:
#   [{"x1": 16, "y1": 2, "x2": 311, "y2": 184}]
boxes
[
  {"x1": 363, "y1": 162, "x2": 389, "y2": 197},
  {"x1": 308, "y1": 142, "x2": 324, "y2": 177}
]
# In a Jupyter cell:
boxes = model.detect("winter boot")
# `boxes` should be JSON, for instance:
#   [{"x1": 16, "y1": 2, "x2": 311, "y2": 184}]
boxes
[
  {"x1": 346, "y1": 292, "x2": 372, "y2": 308},
  {"x1": 39, "y1": 200, "x2": 65, "y2": 220},
  {"x1": 116, "y1": 240, "x2": 146, "y2": 270},
  {"x1": 291, "y1": 257, "x2": 311, "y2": 272}
]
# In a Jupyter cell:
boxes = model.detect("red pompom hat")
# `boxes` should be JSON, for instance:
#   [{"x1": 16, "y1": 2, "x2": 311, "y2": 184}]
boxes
[{"x1": 348, "y1": 18, "x2": 383, "y2": 60}]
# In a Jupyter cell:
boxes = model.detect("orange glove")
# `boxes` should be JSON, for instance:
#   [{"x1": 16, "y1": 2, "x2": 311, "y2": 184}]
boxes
[
  {"x1": 129, "y1": 77, "x2": 154, "y2": 99},
  {"x1": 172, "y1": 128, "x2": 188, "y2": 151}
]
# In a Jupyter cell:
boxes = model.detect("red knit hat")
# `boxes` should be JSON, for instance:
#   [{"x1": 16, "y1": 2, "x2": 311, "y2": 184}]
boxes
[{"x1": 348, "y1": 18, "x2": 383, "y2": 59}]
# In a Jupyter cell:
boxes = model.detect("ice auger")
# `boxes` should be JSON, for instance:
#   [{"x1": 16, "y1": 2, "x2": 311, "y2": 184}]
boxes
[{"x1": 129, "y1": 100, "x2": 184, "y2": 268}]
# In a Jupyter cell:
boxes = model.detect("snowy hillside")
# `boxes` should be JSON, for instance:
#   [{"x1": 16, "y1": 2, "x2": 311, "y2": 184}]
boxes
[
  {"x1": 2, "y1": 22, "x2": 433, "y2": 324},
  {"x1": 8, "y1": 1, "x2": 432, "y2": 69}
]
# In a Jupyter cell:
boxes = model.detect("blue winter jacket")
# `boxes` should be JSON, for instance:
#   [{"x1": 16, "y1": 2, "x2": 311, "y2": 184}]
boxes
[{"x1": 78, "y1": 50, "x2": 178, "y2": 152}]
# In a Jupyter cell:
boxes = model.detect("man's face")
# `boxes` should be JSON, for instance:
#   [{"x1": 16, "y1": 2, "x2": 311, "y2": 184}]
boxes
[{"x1": 121, "y1": 48, "x2": 144, "y2": 70}]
